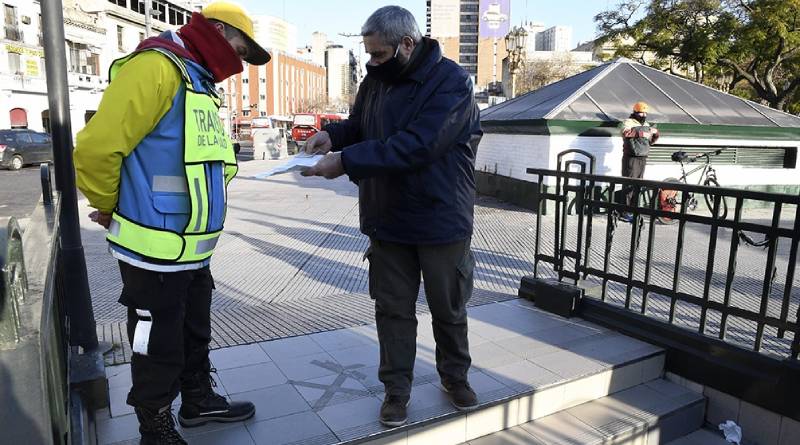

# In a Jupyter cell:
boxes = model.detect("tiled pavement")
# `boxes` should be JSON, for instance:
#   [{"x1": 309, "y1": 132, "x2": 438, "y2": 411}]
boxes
[
  {"x1": 79, "y1": 159, "x2": 799, "y2": 365},
  {"x1": 97, "y1": 298, "x2": 665, "y2": 445}
]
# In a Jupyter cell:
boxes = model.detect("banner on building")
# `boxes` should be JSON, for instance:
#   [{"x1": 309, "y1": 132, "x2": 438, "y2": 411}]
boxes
[
  {"x1": 430, "y1": 0, "x2": 460, "y2": 38},
  {"x1": 479, "y1": 0, "x2": 510, "y2": 39}
]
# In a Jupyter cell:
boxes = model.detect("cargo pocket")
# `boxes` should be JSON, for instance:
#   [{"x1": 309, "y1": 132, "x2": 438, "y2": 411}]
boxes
[
  {"x1": 153, "y1": 193, "x2": 190, "y2": 230},
  {"x1": 363, "y1": 243, "x2": 375, "y2": 299},
  {"x1": 456, "y1": 249, "x2": 475, "y2": 305}
]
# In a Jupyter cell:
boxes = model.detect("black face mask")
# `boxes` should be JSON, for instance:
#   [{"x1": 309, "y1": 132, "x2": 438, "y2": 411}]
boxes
[
  {"x1": 366, "y1": 44, "x2": 406, "y2": 82},
  {"x1": 633, "y1": 113, "x2": 647, "y2": 124}
]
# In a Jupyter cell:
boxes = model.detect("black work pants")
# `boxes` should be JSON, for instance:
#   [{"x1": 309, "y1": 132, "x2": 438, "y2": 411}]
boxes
[
  {"x1": 622, "y1": 154, "x2": 647, "y2": 207},
  {"x1": 367, "y1": 238, "x2": 475, "y2": 397},
  {"x1": 118, "y1": 261, "x2": 213, "y2": 411}
]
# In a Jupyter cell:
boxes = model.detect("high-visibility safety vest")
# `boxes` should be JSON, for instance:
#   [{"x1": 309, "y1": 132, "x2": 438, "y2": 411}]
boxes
[{"x1": 106, "y1": 48, "x2": 238, "y2": 264}]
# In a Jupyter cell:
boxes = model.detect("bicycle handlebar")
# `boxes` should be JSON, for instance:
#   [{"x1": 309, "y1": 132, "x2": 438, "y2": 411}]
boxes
[{"x1": 673, "y1": 148, "x2": 725, "y2": 164}]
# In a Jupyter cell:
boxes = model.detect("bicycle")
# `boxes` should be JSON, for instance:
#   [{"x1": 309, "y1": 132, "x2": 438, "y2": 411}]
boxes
[{"x1": 656, "y1": 148, "x2": 728, "y2": 224}]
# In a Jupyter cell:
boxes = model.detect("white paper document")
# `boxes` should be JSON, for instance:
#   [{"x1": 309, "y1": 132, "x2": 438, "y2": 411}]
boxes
[{"x1": 251, "y1": 153, "x2": 324, "y2": 178}]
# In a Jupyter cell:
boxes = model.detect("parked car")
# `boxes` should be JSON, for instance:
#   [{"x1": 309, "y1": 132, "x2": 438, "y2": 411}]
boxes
[{"x1": 0, "y1": 129, "x2": 53, "y2": 170}]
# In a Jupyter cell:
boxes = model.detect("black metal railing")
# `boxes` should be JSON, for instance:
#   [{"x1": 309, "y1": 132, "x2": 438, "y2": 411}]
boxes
[{"x1": 527, "y1": 151, "x2": 800, "y2": 361}]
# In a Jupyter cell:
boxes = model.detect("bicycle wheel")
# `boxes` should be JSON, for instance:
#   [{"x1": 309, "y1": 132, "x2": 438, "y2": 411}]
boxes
[
  {"x1": 703, "y1": 177, "x2": 728, "y2": 219},
  {"x1": 656, "y1": 177, "x2": 681, "y2": 225}
]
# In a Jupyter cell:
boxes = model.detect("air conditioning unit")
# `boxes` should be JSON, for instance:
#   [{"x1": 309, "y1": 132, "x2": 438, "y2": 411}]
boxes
[{"x1": 21, "y1": 16, "x2": 31, "y2": 25}]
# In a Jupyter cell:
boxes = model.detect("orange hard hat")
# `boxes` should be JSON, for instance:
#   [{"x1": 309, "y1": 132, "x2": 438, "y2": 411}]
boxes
[{"x1": 633, "y1": 102, "x2": 649, "y2": 113}]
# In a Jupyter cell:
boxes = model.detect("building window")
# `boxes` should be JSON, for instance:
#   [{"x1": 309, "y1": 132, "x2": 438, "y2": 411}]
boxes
[
  {"x1": 459, "y1": 55, "x2": 478, "y2": 64},
  {"x1": 37, "y1": 14, "x2": 43, "y2": 46},
  {"x1": 176, "y1": 13, "x2": 185, "y2": 25},
  {"x1": 128, "y1": 0, "x2": 142, "y2": 14},
  {"x1": 243, "y1": 78, "x2": 248, "y2": 84},
  {"x1": 461, "y1": 4, "x2": 479, "y2": 12},
  {"x1": 156, "y1": 2, "x2": 166, "y2": 23},
  {"x1": 260, "y1": 78, "x2": 265, "y2": 84},
  {"x1": 110, "y1": 0, "x2": 127, "y2": 7},
  {"x1": 4, "y1": 4, "x2": 22, "y2": 41},
  {"x1": 460, "y1": 45, "x2": 478, "y2": 54},
  {"x1": 242, "y1": 110, "x2": 250, "y2": 116},
  {"x1": 460, "y1": 25, "x2": 478, "y2": 34},
  {"x1": 461, "y1": 35, "x2": 478, "y2": 44},
  {"x1": 7, "y1": 52, "x2": 20, "y2": 74},
  {"x1": 168, "y1": 7, "x2": 176, "y2": 25},
  {"x1": 117, "y1": 25, "x2": 125, "y2": 51},
  {"x1": 67, "y1": 41, "x2": 100, "y2": 75},
  {"x1": 260, "y1": 94, "x2": 265, "y2": 100}
]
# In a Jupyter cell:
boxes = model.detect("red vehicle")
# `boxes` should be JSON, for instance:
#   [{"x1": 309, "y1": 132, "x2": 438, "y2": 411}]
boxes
[{"x1": 291, "y1": 113, "x2": 344, "y2": 148}]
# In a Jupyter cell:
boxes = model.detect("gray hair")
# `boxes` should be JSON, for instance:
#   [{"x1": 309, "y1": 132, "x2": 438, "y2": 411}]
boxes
[{"x1": 361, "y1": 6, "x2": 422, "y2": 47}]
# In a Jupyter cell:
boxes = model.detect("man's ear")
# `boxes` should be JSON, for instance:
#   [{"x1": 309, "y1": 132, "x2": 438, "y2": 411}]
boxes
[
  {"x1": 213, "y1": 21, "x2": 225, "y2": 35},
  {"x1": 402, "y1": 36, "x2": 415, "y2": 52}
]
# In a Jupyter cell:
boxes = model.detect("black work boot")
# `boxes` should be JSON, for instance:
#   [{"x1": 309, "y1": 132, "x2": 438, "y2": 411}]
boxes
[
  {"x1": 442, "y1": 381, "x2": 479, "y2": 411},
  {"x1": 379, "y1": 394, "x2": 410, "y2": 427},
  {"x1": 135, "y1": 405, "x2": 187, "y2": 445},
  {"x1": 178, "y1": 369, "x2": 256, "y2": 427}
]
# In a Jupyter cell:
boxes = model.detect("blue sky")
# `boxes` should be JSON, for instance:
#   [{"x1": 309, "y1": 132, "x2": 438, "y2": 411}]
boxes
[{"x1": 237, "y1": 0, "x2": 608, "y2": 50}]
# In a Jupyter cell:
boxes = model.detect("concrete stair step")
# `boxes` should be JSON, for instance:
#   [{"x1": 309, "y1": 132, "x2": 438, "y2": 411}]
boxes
[
  {"x1": 355, "y1": 350, "x2": 666, "y2": 445},
  {"x1": 665, "y1": 428, "x2": 732, "y2": 445},
  {"x1": 462, "y1": 378, "x2": 704, "y2": 445}
]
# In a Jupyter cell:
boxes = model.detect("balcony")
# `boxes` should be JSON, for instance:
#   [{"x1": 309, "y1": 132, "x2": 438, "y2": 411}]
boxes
[{"x1": 4, "y1": 25, "x2": 23, "y2": 42}]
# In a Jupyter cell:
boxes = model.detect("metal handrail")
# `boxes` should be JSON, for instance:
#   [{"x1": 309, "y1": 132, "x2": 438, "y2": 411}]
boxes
[
  {"x1": 527, "y1": 167, "x2": 800, "y2": 204},
  {"x1": 527, "y1": 165, "x2": 800, "y2": 361}
]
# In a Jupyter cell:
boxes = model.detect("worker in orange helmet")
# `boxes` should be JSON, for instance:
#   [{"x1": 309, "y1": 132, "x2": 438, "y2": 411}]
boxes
[{"x1": 618, "y1": 101, "x2": 659, "y2": 222}]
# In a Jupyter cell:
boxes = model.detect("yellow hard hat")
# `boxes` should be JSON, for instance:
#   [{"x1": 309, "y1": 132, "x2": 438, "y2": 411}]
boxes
[
  {"x1": 202, "y1": 1, "x2": 271, "y2": 65},
  {"x1": 632, "y1": 102, "x2": 649, "y2": 113}
]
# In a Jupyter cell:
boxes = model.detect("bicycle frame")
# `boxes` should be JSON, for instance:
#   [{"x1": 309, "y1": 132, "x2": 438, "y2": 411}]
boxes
[{"x1": 677, "y1": 156, "x2": 713, "y2": 185}]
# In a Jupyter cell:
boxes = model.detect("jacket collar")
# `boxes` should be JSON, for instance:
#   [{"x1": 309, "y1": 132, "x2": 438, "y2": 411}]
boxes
[{"x1": 406, "y1": 37, "x2": 442, "y2": 84}]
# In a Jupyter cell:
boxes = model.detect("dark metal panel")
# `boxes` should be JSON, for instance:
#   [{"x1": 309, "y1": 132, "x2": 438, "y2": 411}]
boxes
[
  {"x1": 582, "y1": 64, "x2": 696, "y2": 124},
  {"x1": 635, "y1": 64, "x2": 777, "y2": 127},
  {"x1": 481, "y1": 65, "x2": 606, "y2": 121}
]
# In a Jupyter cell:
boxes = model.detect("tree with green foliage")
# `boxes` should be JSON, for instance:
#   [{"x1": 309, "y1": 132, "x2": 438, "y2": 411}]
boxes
[{"x1": 595, "y1": 0, "x2": 800, "y2": 112}]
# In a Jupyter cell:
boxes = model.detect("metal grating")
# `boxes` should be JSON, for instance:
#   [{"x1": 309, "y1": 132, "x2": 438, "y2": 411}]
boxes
[{"x1": 647, "y1": 146, "x2": 792, "y2": 168}]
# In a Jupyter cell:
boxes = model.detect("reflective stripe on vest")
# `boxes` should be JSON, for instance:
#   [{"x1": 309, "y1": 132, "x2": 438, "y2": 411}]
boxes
[
  {"x1": 105, "y1": 48, "x2": 238, "y2": 264},
  {"x1": 108, "y1": 213, "x2": 220, "y2": 262}
]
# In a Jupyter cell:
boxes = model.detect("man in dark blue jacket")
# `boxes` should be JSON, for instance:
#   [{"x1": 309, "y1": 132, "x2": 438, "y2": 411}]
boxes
[{"x1": 303, "y1": 5, "x2": 482, "y2": 427}]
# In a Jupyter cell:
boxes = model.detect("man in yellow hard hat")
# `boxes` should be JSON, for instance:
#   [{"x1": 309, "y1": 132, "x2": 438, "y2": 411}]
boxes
[
  {"x1": 618, "y1": 102, "x2": 659, "y2": 222},
  {"x1": 73, "y1": 2, "x2": 269, "y2": 443}
]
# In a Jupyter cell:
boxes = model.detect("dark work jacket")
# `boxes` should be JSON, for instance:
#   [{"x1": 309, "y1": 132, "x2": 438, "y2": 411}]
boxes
[{"x1": 324, "y1": 38, "x2": 483, "y2": 245}]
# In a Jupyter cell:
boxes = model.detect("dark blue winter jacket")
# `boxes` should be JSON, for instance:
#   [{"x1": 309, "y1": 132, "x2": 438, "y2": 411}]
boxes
[{"x1": 324, "y1": 38, "x2": 482, "y2": 245}]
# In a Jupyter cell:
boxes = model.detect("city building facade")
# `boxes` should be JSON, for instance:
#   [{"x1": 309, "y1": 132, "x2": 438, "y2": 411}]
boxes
[
  {"x1": 535, "y1": 25, "x2": 571, "y2": 52},
  {"x1": 324, "y1": 44, "x2": 356, "y2": 109},
  {"x1": 220, "y1": 50, "x2": 325, "y2": 135},
  {"x1": 426, "y1": 0, "x2": 509, "y2": 92},
  {"x1": 0, "y1": 0, "x2": 205, "y2": 134},
  {"x1": 253, "y1": 14, "x2": 297, "y2": 54}
]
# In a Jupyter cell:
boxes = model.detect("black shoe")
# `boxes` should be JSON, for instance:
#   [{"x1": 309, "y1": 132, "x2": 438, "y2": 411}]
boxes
[
  {"x1": 178, "y1": 369, "x2": 256, "y2": 427},
  {"x1": 443, "y1": 381, "x2": 479, "y2": 411},
  {"x1": 380, "y1": 394, "x2": 410, "y2": 427},
  {"x1": 135, "y1": 406, "x2": 187, "y2": 445}
]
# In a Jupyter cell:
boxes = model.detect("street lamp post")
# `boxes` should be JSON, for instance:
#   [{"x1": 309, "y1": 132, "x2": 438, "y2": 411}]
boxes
[{"x1": 505, "y1": 26, "x2": 528, "y2": 99}]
